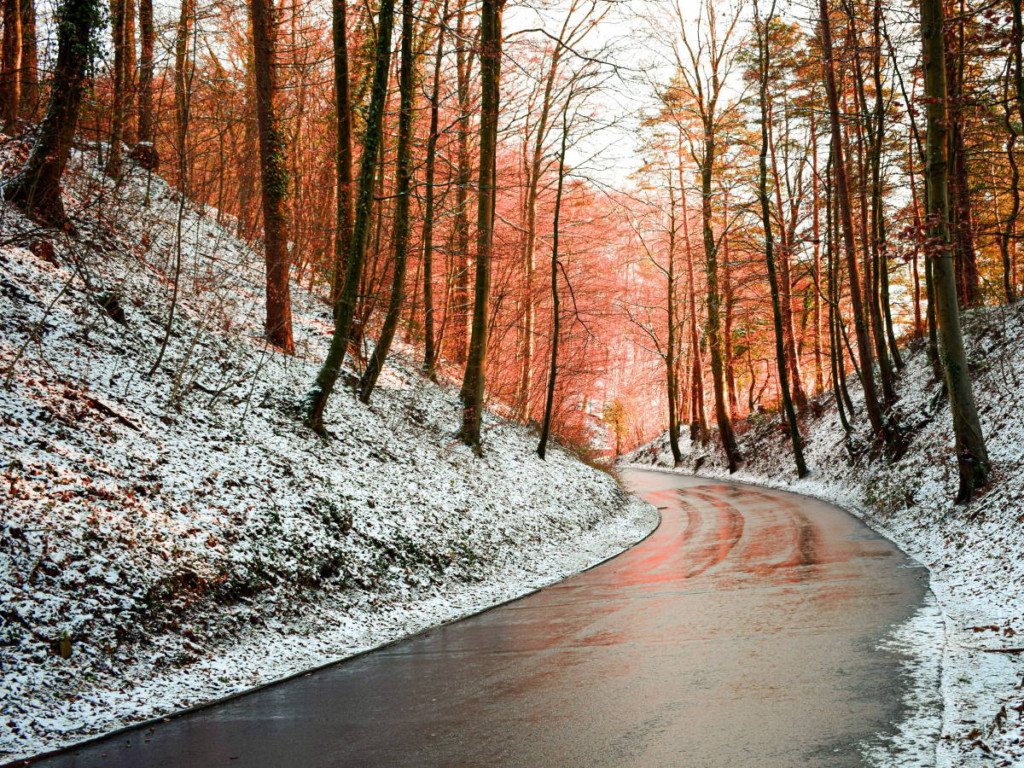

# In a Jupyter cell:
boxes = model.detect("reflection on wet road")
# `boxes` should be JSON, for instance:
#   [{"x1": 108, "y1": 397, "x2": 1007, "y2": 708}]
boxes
[{"x1": 38, "y1": 470, "x2": 929, "y2": 768}]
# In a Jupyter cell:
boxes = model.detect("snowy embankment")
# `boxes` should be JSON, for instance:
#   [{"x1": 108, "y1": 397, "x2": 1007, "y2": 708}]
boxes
[
  {"x1": 625, "y1": 308, "x2": 1024, "y2": 768},
  {"x1": 0, "y1": 148, "x2": 656, "y2": 763}
]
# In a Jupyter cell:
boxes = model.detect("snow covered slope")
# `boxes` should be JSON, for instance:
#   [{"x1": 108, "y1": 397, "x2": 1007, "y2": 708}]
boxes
[
  {"x1": 625, "y1": 308, "x2": 1024, "y2": 767},
  {"x1": 0, "y1": 149, "x2": 656, "y2": 762}
]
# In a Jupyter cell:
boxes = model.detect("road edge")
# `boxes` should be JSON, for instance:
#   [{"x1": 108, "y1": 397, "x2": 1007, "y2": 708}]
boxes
[{"x1": 3, "y1": 497, "x2": 662, "y2": 768}]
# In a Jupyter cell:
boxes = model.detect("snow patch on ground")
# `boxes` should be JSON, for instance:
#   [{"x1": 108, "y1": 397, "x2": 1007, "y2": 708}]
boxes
[
  {"x1": 0, "y1": 148, "x2": 656, "y2": 762},
  {"x1": 625, "y1": 305, "x2": 1024, "y2": 767},
  {"x1": 863, "y1": 593, "x2": 945, "y2": 768}
]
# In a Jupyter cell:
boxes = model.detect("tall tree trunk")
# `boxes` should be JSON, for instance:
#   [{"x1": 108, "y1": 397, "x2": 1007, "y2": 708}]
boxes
[
  {"x1": 18, "y1": 0, "x2": 36, "y2": 119},
  {"x1": 538, "y1": 114, "x2": 569, "y2": 459},
  {"x1": 421, "y1": 1, "x2": 447, "y2": 378},
  {"x1": 920, "y1": 0, "x2": 990, "y2": 501},
  {"x1": 518, "y1": 39, "x2": 564, "y2": 420},
  {"x1": 1002, "y1": 60, "x2": 1020, "y2": 303},
  {"x1": 1002, "y1": 110, "x2": 1019, "y2": 303},
  {"x1": 122, "y1": 0, "x2": 135, "y2": 145},
  {"x1": 869, "y1": 0, "x2": 903, "y2": 373},
  {"x1": 173, "y1": 0, "x2": 194, "y2": 184},
  {"x1": 132, "y1": 0, "x2": 158, "y2": 169},
  {"x1": 810, "y1": 111, "x2": 825, "y2": 393},
  {"x1": 665, "y1": 167, "x2": 683, "y2": 465},
  {"x1": 250, "y1": 0, "x2": 294, "y2": 352},
  {"x1": 818, "y1": 0, "x2": 887, "y2": 441},
  {"x1": 701, "y1": 130, "x2": 740, "y2": 471},
  {"x1": 330, "y1": 0, "x2": 353, "y2": 303},
  {"x1": 946, "y1": 2, "x2": 979, "y2": 307},
  {"x1": 1, "y1": 0, "x2": 22, "y2": 129},
  {"x1": 458, "y1": 0, "x2": 504, "y2": 450},
  {"x1": 451, "y1": 7, "x2": 474, "y2": 365},
  {"x1": 756, "y1": 0, "x2": 807, "y2": 477},
  {"x1": 105, "y1": 0, "x2": 129, "y2": 178},
  {"x1": 827, "y1": 155, "x2": 854, "y2": 430},
  {"x1": 681, "y1": 191, "x2": 707, "y2": 442},
  {"x1": 723, "y1": 223, "x2": 738, "y2": 417},
  {"x1": 848, "y1": 22, "x2": 896, "y2": 409},
  {"x1": 2, "y1": 0, "x2": 100, "y2": 223},
  {"x1": 766, "y1": 101, "x2": 807, "y2": 411},
  {"x1": 1014, "y1": 0, "x2": 1024, "y2": 129},
  {"x1": 304, "y1": 0, "x2": 395, "y2": 432},
  {"x1": 359, "y1": 0, "x2": 416, "y2": 402}
]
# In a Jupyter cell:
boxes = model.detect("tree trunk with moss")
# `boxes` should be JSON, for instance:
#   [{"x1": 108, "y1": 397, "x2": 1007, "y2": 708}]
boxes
[
  {"x1": 459, "y1": 0, "x2": 505, "y2": 450},
  {"x1": 330, "y1": 0, "x2": 353, "y2": 303},
  {"x1": 304, "y1": 0, "x2": 395, "y2": 433},
  {"x1": 756, "y1": 0, "x2": 807, "y2": 477},
  {"x1": 3, "y1": 0, "x2": 101, "y2": 224},
  {"x1": 920, "y1": 0, "x2": 990, "y2": 501},
  {"x1": 250, "y1": 0, "x2": 294, "y2": 352},
  {"x1": 359, "y1": 0, "x2": 416, "y2": 403}
]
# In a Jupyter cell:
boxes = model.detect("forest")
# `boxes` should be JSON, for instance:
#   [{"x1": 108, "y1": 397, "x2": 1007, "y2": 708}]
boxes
[
  {"x1": 0, "y1": 0, "x2": 1013, "y2": 495},
  {"x1": 3, "y1": 0, "x2": 1024, "y2": 762}
]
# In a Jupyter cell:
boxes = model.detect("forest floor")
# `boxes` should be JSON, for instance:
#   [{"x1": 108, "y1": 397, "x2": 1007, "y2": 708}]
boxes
[
  {"x1": 0, "y1": 144, "x2": 655, "y2": 763},
  {"x1": 625, "y1": 308, "x2": 1024, "y2": 768}
]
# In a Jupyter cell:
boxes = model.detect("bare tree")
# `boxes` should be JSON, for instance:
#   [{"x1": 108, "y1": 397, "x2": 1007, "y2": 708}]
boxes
[
  {"x1": 105, "y1": 0, "x2": 131, "y2": 178},
  {"x1": 131, "y1": 0, "x2": 158, "y2": 169},
  {"x1": 755, "y1": 0, "x2": 806, "y2": 477},
  {"x1": 673, "y1": 0, "x2": 744, "y2": 471},
  {"x1": 305, "y1": 0, "x2": 396, "y2": 433},
  {"x1": 3, "y1": 0, "x2": 102, "y2": 224},
  {"x1": 919, "y1": 0, "x2": 989, "y2": 500},
  {"x1": 459, "y1": 0, "x2": 506, "y2": 450},
  {"x1": 817, "y1": 0, "x2": 887, "y2": 442},
  {"x1": 250, "y1": 0, "x2": 294, "y2": 352},
  {"x1": 330, "y1": 0, "x2": 353, "y2": 302},
  {"x1": 359, "y1": 0, "x2": 417, "y2": 402}
]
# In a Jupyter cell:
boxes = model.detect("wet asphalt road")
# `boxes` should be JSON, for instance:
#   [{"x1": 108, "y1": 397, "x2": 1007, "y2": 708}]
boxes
[{"x1": 33, "y1": 470, "x2": 929, "y2": 768}]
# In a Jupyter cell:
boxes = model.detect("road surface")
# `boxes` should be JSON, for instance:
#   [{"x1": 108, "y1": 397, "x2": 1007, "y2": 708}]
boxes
[{"x1": 34, "y1": 469, "x2": 930, "y2": 767}]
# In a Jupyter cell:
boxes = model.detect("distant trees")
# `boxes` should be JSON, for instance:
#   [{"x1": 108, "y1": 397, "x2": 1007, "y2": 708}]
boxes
[
  {"x1": 671, "y1": 0, "x2": 744, "y2": 472},
  {"x1": 754, "y1": 0, "x2": 806, "y2": 478},
  {"x1": 0, "y1": 0, "x2": 1003, "y2": 495}
]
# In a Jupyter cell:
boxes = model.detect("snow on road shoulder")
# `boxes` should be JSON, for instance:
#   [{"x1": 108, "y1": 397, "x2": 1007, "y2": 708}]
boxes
[
  {"x1": 624, "y1": 304, "x2": 1024, "y2": 768},
  {"x1": 0, "y1": 150, "x2": 657, "y2": 762},
  {"x1": 862, "y1": 593, "x2": 945, "y2": 768}
]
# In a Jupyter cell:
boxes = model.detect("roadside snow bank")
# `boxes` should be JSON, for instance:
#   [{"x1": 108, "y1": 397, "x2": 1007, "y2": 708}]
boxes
[
  {"x1": 624, "y1": 305, "x2": 1024, "y2": 768},
  {"x1": 0, "y1": 150, "x2": 656, "y2": 762}
]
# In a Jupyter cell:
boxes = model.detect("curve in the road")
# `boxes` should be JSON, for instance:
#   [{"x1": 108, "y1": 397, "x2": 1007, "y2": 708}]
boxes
[{"x1": 30, "y1": 469, "x2": 932, "y2": 768}]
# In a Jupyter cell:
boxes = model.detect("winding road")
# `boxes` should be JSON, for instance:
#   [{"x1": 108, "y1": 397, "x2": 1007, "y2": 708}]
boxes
[{"x1": 34, "y1": 470, "x2": 930, "y2": 767}]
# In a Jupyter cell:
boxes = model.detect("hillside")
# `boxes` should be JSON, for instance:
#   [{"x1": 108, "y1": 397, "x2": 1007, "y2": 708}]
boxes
[
  {"x1": 626, "y1": 308, "x2": 1024, "y2": 767},
  {"x1": 0, "y1": 148, "x2": 656, "y2": 761}
]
